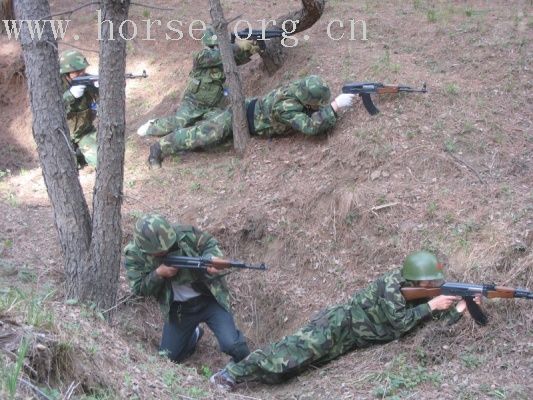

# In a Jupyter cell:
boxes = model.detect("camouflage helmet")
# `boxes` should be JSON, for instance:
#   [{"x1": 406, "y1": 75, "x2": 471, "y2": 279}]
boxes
[
  {"x1": 133, "y1": 214, "x2": 177, "y2": 254},
  {"x1": 202, "y1": 26, "x2": 218, "y2": 47},
  {"x1": 294, "y1": 75, "x2": 331, "y2": 108},
  {"x1": 59, "y1": 50, "x2": 89, "y2": 74},
  {"x1": 401, "y1": 251, "x2": 445, "y2": 281}
]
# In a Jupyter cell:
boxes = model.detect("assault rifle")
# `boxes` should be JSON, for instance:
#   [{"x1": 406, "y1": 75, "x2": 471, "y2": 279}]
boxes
[
  {"x1": 230, "y1": 29, "x2": 285, "y2": 49},
  {"x1": 161, "y1": 255, "x2": 268, "y2": 271},
  {"x1": 342, "y1": 82, "x2": 427, "y2": 115},
  {"x1": 401, "y1": 282, "x2": 533, "y2": 326},
  {"x1": 71, "y1": 70, "x2": 148, "y2": 87}
]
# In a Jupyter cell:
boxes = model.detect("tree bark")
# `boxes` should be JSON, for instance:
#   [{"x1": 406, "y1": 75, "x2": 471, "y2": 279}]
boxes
[
  {"x1": 14, "y1": 0, "x2": 92, "y2": 297},
  {"x1": 86, "y1": 0, "x2": 130, "y2": 312},
  {"x1": 260, "y1": 0, "x2": 325, "y2": 74},
  {"x1": 209, "y1": 0, "x2": 249, "y2": 154},
  {"x1": 1, "y1": 0, "x2": 14, "y2": 34},
  {"x1": 15, "y1": 0, "x2": 130, "y2": 316}
]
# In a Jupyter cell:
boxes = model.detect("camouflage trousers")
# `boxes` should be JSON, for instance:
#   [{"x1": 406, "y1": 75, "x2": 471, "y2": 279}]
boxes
[
  {"x1": 225, "y1": 305, "x2": 358, "y2": 384},
  {"x1": 75, "y1": 129, "x2": 97, "y2": 168},
  {"x1": 159, "y1": 108, "x2": 233, "y2": 155},
  {"x1": 146, "y1": 98, "x2": 224, "y2": 137}
]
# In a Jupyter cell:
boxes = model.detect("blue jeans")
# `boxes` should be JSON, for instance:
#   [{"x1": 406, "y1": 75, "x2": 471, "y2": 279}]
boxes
[{"x1": 160, "y1": 295, "x2": 249, "y2": 363}]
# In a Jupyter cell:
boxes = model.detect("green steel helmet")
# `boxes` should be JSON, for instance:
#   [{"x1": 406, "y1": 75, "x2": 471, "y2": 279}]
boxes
[
  {"x1": 401, "y1": 251, "x2": 445, "y2": 281},
  {"x1": 59, "y1": 50, "x2": 89, "y2": 74},
  {"x1": 201, "y1": 26, "x2": 218, "y2": 47},
  {"x1": 133, "y1": 214, "x2": 177, "y2": 254},
  {"x1": 294, "y1": 75, "x2": 331, "y2": 108}
]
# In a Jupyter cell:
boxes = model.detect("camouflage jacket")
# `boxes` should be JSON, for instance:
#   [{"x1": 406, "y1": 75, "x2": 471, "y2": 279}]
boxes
[
  {"x1": 123, "y1": 224, "x2": 231, "y2": 319},
  {"x1": 183, "y1": 44, "x2": 255, "y2": 108},
  {"x1": 249, "y1": 84, "x2": 338, "y2": 137},
  {"x1": 61, "y1": 76, "x2": 98, "y2": 143},
  {"x1": 346, "y1": 269, "x2": 461, "y2": 346}
]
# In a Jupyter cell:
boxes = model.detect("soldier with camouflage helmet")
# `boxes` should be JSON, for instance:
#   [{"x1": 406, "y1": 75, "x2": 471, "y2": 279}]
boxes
[
  {"x1": 136, "y1": 26, "x2": 260, "y2": 138},
  {"x1": 60, "y1": 50, "x2": 99, "y2": 168},
  {"x1": 210, "y1": 250, "x2": 482, "y2": 391},
  {"x1": 146, "y1": 75, "x2": 356, "y2": 167},
  {"x1": 123, "y1": 214, "x2": 250, "y2": 363}
]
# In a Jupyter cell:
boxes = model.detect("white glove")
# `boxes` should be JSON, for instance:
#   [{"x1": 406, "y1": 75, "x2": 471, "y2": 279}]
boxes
[
  {"x1": 69, "y1": 85, "x2": 86, "y2": 99},
  {"x1": 93, "y1": 80, "x2": 99, "y2": 88},
  {"x1": 333, "y1": 93, "x2": 356, "y2": 110},
  {"x1": 137, "y1": 119, "x2": 155, "y2": 137}
]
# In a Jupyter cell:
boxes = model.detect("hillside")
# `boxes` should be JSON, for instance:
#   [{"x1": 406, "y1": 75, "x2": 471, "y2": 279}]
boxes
[{"x1": 1, "y1": 0, "x2": 532, "y2": 399}]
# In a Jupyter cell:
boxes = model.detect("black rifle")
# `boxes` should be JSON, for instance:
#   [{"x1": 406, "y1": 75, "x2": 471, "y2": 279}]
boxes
[
  {"x1": 401, "y1": 282, "x2": 533, "y2": 326},
  {"x1": 342, "y1": 82, "x2": 427, "y2": 115},
  {"x1": 161, "y1": 255, "x2": 267, "y2": 271},
  {"x1": 71, "y1": 70, "x2": 148, "y2": 87},
  {"x1": 230, "y1": 29, "x2": 285, "y2": 50}
]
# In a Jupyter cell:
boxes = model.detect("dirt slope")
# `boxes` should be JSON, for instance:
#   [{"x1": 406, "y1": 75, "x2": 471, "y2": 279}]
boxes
[{"x1": 1, "y1": 0, "x2": 532, "y2": 399}]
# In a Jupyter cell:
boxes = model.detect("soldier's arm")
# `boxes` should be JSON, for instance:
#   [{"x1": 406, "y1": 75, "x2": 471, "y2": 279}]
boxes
[
  {"x1": 274, "y1": 100, "x2": 338, "y2": 136},
  {"x1": 193, "y1": 44, "x2": 255, "y2": 69},
  {"x1": 124, "y1": 247, "x2": 166, "y2": 297},
  {"x1": 63, "y1": 88, "x2": 77, "y2": 111},
  {"x1": 378, "y1": 280, "x2": 433, "y2": 334},
  {"x1": 192, "y1": 226, "x2": 223, "y2": 258}
]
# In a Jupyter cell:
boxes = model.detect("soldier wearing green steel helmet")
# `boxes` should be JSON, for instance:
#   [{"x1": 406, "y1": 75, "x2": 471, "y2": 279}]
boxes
[
  {"x1": 210, "y1": 250, "x2": 481, "y2": 392},
  {"x1": 401, "y1": 250, "x2": 445, "y2": 281},
  {"x1": 136, "y1": 25, "x2": 260, "y2": 138},
  {"x1": 147, "y1": 75, "x2": 357, "y2": 167},
  {"x1": 60, "y1": 50, "x2": 99, "y2": 168},
  {"x1": 124, "y1": 214, "x2": 250, "y2": 364}
]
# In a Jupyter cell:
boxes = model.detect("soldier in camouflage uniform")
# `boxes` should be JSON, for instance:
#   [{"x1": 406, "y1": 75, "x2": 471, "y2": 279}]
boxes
[
  {"x1": 136, "y1": 26, "x2": 260, "y2": 138},
  {"x1": 210, "y1": 251, "x2": 481, "y2": 391},
  {"x1": 123, "y1": 214, "x2": 250, "y2": 363},
  {"x1": 60, "y1": 50, "x2": 99, "y2": 168},
  {"x1": 147, "y1": 75, "x2": 356, "y2": 167}
]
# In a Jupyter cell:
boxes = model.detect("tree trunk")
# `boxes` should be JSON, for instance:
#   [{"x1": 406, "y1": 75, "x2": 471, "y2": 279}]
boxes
[
  {"x1": 1, "y1": 0, "x2": 14, "y2": 34},
  {"x1": 14, "y1": 0, "x2": 92, "y2": 297},
  {"x1": 86, "y1": 0, "x2": 130, "y2": 312},
  {"x1": 209, "y1": 0, "x2": 249, "y2": 154},
  {"x1": 261, "y1": 0, "x2": 325, "y2": 74}
]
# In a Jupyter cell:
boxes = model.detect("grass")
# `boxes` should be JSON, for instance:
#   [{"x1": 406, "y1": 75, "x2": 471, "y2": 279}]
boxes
[
  {"x1": 189, "y1": 182, "x2": 201, "y2": 192},
  {"x1": 444, "y1": 138, "x2": 456, "y2": 153},
  {"x1": 0, "y1": 338, "x2": 30, "y2": 400},
  {"x1": 444, "y1": 83, "x2": 459, "y2": 96},
  {"x1": 6, "y1": 192, "x2": 19, "y2": 207},
  {"x1": 368, "y1": 354, "x2": 441, "y2": 398},
  {"x1": 372, "y1": 49, "x2": 401, "y2": 74},
  {"x1": 427, "y1": 9, "x2": 438, "y2": 23},
  {"x1": 0, "y1": 286, "x2": 55, "y2": 329}
]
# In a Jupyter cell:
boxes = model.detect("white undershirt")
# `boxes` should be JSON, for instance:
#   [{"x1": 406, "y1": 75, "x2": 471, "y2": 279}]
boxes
[{"x1": 171, "y1": 281, "x2": 202, "y2": 302}]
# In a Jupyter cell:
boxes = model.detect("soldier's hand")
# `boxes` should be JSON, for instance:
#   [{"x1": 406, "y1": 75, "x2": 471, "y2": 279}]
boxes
[
  {"x1": 455, "y1": 295, "x2": 482, "y2": 313},
  {"x1": 428, "y1": 295, "x2": 461, "y2": 311},
  {"x1": 69, "y1": 85, "x2": 86, "y2": 99},
  {"x1": 236, "y1": 39, "x2": 260, "y2": 54},
  {"x1": 155, "y1": 264, "x2": 178, "y2": 278},
  {"x1": 332, "y1": 93, "x2": 356, "y2": 112},
  {"x1": 207, "y1": 266, "x2": 223, "y2": 275},
  {"x1": 137, "y1": 119, "x2": 155, "y2": 137}
]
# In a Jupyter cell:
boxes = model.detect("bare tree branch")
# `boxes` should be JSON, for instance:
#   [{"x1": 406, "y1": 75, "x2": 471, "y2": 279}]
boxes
[{"x1": 45, "y1": 1, "x2": 99, "y2": 19}]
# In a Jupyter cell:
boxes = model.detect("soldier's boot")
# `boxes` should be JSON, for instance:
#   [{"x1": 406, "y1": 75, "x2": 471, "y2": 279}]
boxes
[
  {"x1": 209, "y1": 369, "x2": 236, "y2": 392},
  {"x1": 148, "y1": 142, "x2": 163, "y2": 168}
]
